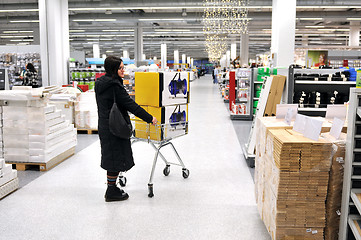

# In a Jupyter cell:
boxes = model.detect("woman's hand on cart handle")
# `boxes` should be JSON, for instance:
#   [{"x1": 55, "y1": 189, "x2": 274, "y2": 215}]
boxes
[{"x1": 152, "y1": 117, "x2": 158, "y2": 125}]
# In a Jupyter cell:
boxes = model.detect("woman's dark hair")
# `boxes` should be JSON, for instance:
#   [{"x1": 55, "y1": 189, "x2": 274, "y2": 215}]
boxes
[
  {"x1": 104, "y1": 56, "x2": 122, "y2": 78},
  {"x1": 26, "y1": 63, "x2": 36, "y2": 73}
]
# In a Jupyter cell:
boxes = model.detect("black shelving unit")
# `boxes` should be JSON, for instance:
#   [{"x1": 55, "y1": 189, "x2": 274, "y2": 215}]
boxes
[{"x1": 288, "y1": 67, "x2": 356, "y2": 117}]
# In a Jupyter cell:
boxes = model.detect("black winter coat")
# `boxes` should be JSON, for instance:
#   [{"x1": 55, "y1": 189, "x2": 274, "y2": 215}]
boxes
[{"x1": 95, "y1": 74, "x2": 153, "y2": 172}]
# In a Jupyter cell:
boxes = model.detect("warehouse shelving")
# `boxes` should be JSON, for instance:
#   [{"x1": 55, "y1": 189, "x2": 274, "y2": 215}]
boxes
[{"x1": 339, "y1": 88, "x2": 361, "y2": 240}]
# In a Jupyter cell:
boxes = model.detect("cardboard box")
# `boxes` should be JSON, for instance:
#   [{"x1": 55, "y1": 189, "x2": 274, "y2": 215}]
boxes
[
  {"x1": 264, "y1": 75, "x2": 286, "y2": 116},
  {"x1": 135, "y1": 72, "x2": 189, "y2": 107},
  {"x1": 134, "y1": 104, "x2": 188, "y2": 141}
]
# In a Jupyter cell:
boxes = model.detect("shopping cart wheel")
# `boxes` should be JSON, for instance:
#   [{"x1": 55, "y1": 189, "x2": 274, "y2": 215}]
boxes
[
  {"x1": 163, "y1": 165, "x2": 170, "y2": 176},
  {"x1": 119, "y1": 176, "x2": 127, "y2": 187},
  {"x1": 148, "y1": 184, "x2": 154, "y2": 198},
  {"x1": 182, "y1": 168, "x2": 190, "y2": 179}
]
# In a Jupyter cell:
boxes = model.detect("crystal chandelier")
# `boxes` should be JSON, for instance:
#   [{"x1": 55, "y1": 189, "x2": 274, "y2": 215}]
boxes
[{"x1": 202, "y1": 0, "x2": 250, "y2": 61}]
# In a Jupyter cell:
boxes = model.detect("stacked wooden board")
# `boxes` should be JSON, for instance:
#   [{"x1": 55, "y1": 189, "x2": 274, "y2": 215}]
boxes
[
  {"x1": 322, "y1": 132, "x2": 346, "y2": 240},
  {"x1": 255, "y1": 118, "x2": 333, "y2": 240}
]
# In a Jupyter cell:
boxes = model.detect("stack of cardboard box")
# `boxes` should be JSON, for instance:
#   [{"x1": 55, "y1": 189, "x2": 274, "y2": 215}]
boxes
[
  {"x1": 255, "y1": 119, "x2": 333, "y2": 240},
  {"x1": 134, "y1": 72, "x2": 190, "y2": 141},
  {"x1": 322, "y1": 132, "x2": 346, "y2": 240}
]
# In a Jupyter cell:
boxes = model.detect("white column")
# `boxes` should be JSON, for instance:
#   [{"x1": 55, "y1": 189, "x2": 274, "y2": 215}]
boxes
[
  {"x1": 39, "y1": 0, "x2": 69, "y2": 86},
  {"x1": 102, "y1": 54, "x2": 106, "y2": 59},
  {"x1": 187, "y1": 56, "x2": 191, "y2": 68},
  {"x1": 174, "y1": 50, "x2": 179, "y2": 69},
  {"x1": 93, "y1": 44, "x2": 100, "y2": 58},
  {"x1": 226, "y1": 50, "x2": 231, "y2": 68},
  {"x1": 271, "y1": 0, "x2": 296, "y2": 67},
  {"x1": 134, "y1": 23, "x2": 143, "y2": 64},
  {"x1": 182, "y1": 54, "x2": 186, "y2": 67},
  {"x1": 349, "y1": 22, "x2": 360, "y2": 47},
  {"x1": 161, "y1": 43, "x2": 167, "y2": 70},
  {"x1": 153, "y1": 56, "x2": 157, "y2": 61},
  {"x1": 142, "y1": 54, "x2": 146, "y2": 60},
  {"x1": 123, "y1": 49, "x2": 129, "y2": 59},
  {"x1": 240, "y1": 33, "x2": 249, "y2": 67},
  {"x1": 191, "y1": 58, "x2": 194, "y2": 68},
  {"x1": 231, "y1": 42, "x2": 237, "y2": 61},
  {"x1": 302, "y1": 36, "x2": 308, "y2": 47}
]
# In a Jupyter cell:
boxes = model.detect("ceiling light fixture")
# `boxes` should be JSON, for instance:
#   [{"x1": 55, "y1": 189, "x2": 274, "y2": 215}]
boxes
[{"x1": 9, "y1": 20, "x2": 39, "y2": 23}]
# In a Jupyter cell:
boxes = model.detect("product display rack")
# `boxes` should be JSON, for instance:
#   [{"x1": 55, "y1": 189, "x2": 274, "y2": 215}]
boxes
[
  {"x1": 288, "y1": 66, "x2": 356, "y2": 117},
  {"x1": 340, "y1": 88, "x2": 361, "y2": 240},
  {"x1": 229, "y1": 68, "x2": 253, "y2": 120}
]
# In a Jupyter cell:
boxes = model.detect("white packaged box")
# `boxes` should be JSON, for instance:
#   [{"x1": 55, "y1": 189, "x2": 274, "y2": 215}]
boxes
[
  {"x1": 0, "y1": 159, "x2": 5, "y2": 169},
  {"x1": 4, "y1": 154, "x2": 29, "y2": 162},
  {"x1": 0, "y1": 170, "x2": 17, "y2": 187},
  {"x1": 29, "y1": 129, "x2": 76, "y2": 150},
  {"x1": 2, "y1": 119, "x2": 29, "y2": 129},
  {"x1": 0, "y1": 163, "x2": 12, "y2": 177},
  {"x1": 28, "y1": 109, "x2": 61, "y2": 122},
  {"x1": 29, "y1": 125, "x2": 74, "y2": 143},
  {"x1": 2, "y1": 107, "x2": 28, "y2": 120},
  {"x1": 2, "y1": 128, "x2": 29, "y2": 135},
  {"x1": 3, "y1": 135, "x2": 29, "y2": 148},
  {"x1": 28, "y1": 120, "x2": 69, "y2": 135},
  {"x1": 50, "y1": 101, "x2": 74, "y2": 124},
  {"x1": 4, "y1": 148, "x2": 29, "y2": 155},
  {"x1": 29, "y1": 139, "x2": 77, "y2": 163},
  {"x1": 28, "y1": 115, "x2": 66, "y2": 129}
]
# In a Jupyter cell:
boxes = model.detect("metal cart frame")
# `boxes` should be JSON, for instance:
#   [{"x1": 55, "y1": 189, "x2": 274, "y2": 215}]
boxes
[{"x1": 119, "y1": 121, "x2": 190, "y2": 198}]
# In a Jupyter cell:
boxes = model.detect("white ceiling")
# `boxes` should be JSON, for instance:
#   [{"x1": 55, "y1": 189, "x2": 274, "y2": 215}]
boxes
[{"x1": 0, "y1": 0, "x2": 360, "y2": 60}]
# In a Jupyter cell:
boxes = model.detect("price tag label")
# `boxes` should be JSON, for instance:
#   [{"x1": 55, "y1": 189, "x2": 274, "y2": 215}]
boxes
[{"x1": 284, "y1": 108, "x2": 294, "y2": 126}]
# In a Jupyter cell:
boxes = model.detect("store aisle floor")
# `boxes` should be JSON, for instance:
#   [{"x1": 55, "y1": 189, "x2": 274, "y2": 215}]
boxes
[{"x1": 0, "y1": 75, "x2": 270, "y2": 240}]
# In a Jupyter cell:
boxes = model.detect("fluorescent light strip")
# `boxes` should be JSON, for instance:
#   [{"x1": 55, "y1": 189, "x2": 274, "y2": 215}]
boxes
[
  {"x1": 298, "y1": 18, "x2": 323, "y2": 20},
  {"x1": 9, "y1": 20, "x2": 39, "y2": 23},
  {"x1": 3, "y1": 30, "x2": 33, "y2": 33},
  {"x1": 305, "y1": 26, "x2": 325, "y2": 28},
  {"x1": 154, "y1": 29, "x2": 191, "y2": 32},
  {"x1": 69, "y1": 30, "x2": 85, "y2": 32},
  {"x1": 0, "y1": 35, "x2": 32, "y2": 38},
  {"x1": 73, "y1": 19, "x2": 116, "y2": 22},
  {"x1": 102, "y1": 29, "x2": 134, "y2": 32},
  {"x1": 347, "y1": 18, "x2": 361, "y2": 21},
  {"x1": 0, "y1": 9, "x2": 38, "y2": 13}
]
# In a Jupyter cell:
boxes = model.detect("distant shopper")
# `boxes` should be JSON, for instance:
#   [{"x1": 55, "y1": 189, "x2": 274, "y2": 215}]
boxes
[
  {"x1": 213, "y1": 66, "x2": 219, "y2": 84},
  {"x1": 21, "y1": 63, "x2": 39, "y2": 87},
  {"x1": 95, "y1": 56, "x2": 157, "y2": 202}
]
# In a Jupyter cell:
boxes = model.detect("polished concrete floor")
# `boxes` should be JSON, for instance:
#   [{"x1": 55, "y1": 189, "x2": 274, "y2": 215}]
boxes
[{"x1": 0, "y1": 75, "x2": 270, "y2": 240}]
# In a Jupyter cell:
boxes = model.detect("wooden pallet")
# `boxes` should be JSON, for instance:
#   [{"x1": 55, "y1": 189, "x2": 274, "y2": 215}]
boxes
[
  {"x1": 77, "y1": 129, "x2": 98, "y2": 134},
  {"x1": 7, "y1": 147, "x2": 75, "y2": 172}
]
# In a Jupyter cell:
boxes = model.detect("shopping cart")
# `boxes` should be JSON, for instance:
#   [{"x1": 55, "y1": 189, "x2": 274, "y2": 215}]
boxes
[{"x1": 119, "y1": 119, "x2": 190, "y2": 198}]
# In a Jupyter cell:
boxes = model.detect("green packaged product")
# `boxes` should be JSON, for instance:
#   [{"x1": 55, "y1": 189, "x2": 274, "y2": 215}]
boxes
[
  {"x1": 257, "y1": 75, "x2": 264, "y2": 82},
  {"x1": 253, "y1": 108, "x2": 257, "y2": 115},
  {"x1": 89, "y1": 81, "x2": 95, "y2": 90},
  {"x1": 253, "y1": 100, "x2": 259, "y2": 108},
  {"x1": 272, "y1": 68, "x2": 278, "y2": 75},
  {"x1": 255, "y1": 90, "x2": 261, "y2": 98},
  {"x1": 255, "y1": 83, "x2": 262, "y2": 91},
  {"x1": 258, "y1": 67, "x2": 270, "y2": 75}
]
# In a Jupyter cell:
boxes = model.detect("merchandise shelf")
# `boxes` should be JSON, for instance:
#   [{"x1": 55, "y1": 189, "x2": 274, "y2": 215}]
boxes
[
  {"x1": 295, "y1": 80, "x2": 356, "y2": 85},
  {"x1": 288, "y1": 66, "x2": 355, "y2": 117},
  {"x1": 348, "y1": 215, "x2": 361, "y2": 240},
  {"x1": 351, "y1": 189, "x2": 361, "y2": 214},
  {"x1": 340, "y1": 89, "x2": 361, "y2": 240}
]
